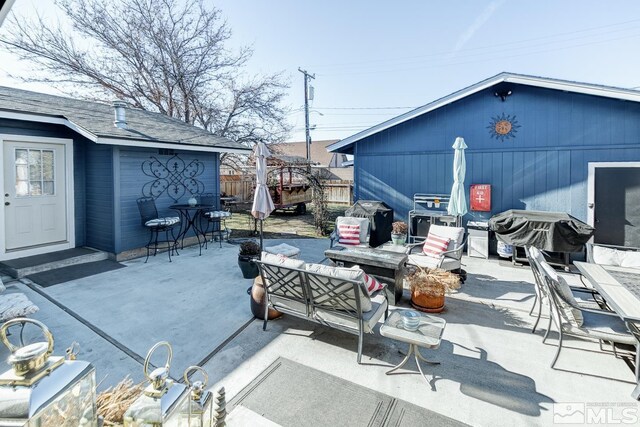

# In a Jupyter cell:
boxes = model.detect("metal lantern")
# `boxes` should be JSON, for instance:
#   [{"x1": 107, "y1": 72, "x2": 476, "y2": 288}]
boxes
[
  {"x1": 123, "y1": 341, "x2": 190, "y2": 426},
  {"x1": 0, "y1": 318, "x2": 97, "y2": 426},
  {"x1": 183, "y1": 366, "x2": 213, "y2": 427}
]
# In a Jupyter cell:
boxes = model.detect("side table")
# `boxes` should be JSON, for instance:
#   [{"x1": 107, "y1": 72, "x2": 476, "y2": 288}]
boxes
[{"x1": 379, "y1": 309, "x2": 446, "y2": 382}]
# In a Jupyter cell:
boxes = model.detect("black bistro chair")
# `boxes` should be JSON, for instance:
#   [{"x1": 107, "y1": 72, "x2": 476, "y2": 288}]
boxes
[
  {"x1": 199, "y1": 193, "x2": 231, "y2": 248},
  {"x1": 136, "y1": 197, "x2": 181, "y2": 262}
]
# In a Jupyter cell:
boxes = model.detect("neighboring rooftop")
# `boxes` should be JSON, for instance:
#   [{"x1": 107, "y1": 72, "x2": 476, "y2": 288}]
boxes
[
  {"x1": 0, "y1": 86, "x2": 250, "y2": 153},
  {"x1": 278, "y1": 139, "x2": 349, "y2": 167}
]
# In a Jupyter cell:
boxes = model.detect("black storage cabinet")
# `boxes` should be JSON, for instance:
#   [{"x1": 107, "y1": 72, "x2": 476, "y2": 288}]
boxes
[{"x1": 345, "y1": 200, "x2": 393, "y2": 247}]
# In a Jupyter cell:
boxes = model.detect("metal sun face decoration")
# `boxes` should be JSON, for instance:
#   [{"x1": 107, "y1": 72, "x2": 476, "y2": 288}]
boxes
[{"x1": 487, "y1": 113, "x2": 520, "y2": 142}]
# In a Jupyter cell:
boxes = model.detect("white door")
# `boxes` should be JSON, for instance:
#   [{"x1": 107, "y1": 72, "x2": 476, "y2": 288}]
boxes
[{"x1": 3, "y1": 140, "x2": 67, "y2": 250}]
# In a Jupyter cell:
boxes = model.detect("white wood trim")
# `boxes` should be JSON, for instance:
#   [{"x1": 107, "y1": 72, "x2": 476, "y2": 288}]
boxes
[
  {"x1": 328, "y1": 72, "x2": 640, "y2": 152},
  {"x1": 0, "y1": 134, "x2": 75, "y2": 261},
  {"x1": 587, "y1": 162, "x2": 640, "y2": 227},
  {"x1": 0, "y1": 111, "x2": 97, "y2": 142},
  {"x1": 0, "y1": 0, "x2": 16, "y2": 26},
  {"x1": 95, "y1": 137, "x2": 251, "y2": 154}
]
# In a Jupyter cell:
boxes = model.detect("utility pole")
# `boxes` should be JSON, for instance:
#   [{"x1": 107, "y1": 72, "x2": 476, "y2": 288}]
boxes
[{"x1": 298, "y1": 68, "x2": 315, "y2": 165}]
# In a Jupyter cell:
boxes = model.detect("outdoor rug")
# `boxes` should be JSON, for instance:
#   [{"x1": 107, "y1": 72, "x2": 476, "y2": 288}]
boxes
[
  {"x1": 26, "y1": 260, "x2": 126, "y2": 287},
  {"x1": 228, "y1": 357, "x2": 468, "y2": 427}
]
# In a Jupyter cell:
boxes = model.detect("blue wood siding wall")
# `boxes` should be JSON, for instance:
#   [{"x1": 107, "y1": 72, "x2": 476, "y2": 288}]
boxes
[
  {"x1": 116, "y1": 148, "x2": 219, "y2": 253},
  {"x1": 0, "y1": 119, "x2": 87, "y2": 247},
  {"x1": 84, "y1": 144, "x2": 114, "y2": 251},
  {"x1": 353, "y1": 84, "x2": 640, "y2": 223}
]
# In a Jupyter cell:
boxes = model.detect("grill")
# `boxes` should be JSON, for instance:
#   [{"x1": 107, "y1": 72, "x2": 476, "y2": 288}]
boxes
[
  {"x1": 345, "y1": 200, "x2": 393, "y2": 247},
  {"x1": 489, "y1": 209, "x2": 595, "y2": 268}
]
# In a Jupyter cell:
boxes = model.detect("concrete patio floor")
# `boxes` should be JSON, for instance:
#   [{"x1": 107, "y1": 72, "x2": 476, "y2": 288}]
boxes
[{"x1": 1, "y1": 239, "x2": 638, "y2": 425}]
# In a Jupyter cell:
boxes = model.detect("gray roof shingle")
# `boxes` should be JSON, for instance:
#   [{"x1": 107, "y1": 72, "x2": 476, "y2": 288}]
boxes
[{"x1": 0, "y1": 86, "x2": 250, "y2": 152}]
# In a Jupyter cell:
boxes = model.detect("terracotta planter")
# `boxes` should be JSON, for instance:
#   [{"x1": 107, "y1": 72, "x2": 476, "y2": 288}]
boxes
[
  {"x1": 410, "y1": 290, "x2": 445, "y2": 313},
  {"x1": 250, "y1": 276, "x2": 282, "y2": 320}
]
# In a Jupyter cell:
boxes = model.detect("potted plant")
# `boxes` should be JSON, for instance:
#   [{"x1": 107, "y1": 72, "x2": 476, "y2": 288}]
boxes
[
  {"x1": 238, "y1": 240, "x2": 261, "y2": 279},
  {"x1": 406, "y1": 267, "x2": 461, "y2": 313},
  {"x1": 391, "y1": 221, "x2": 408, "y2": 245}
]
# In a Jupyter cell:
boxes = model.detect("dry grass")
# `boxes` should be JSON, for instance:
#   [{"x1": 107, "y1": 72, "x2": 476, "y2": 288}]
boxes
[
  {"x1": 407, "y1": 267, "x2": 461, "y2": 297},
  {"x1": 224, "y1": 203, "x2": 346, "y2": 239},
  {"x1": 96, "y1": 377, "x2": 144, "y2": 426}
]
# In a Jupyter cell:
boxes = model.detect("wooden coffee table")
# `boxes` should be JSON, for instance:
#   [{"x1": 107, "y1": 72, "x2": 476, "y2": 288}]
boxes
[
  {"x1": 324, "y1": 247, "x2": 407, "y2": 304},
  {"x1": 380, "y1": 309, "x2": 446, "y2": 382}
]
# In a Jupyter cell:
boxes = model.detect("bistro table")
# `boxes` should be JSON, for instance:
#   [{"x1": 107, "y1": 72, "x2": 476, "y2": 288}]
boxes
[
  {"x1": 574, "y1": 261, "x2": 640, "y2": 399},
  {"x1": 170, "y1": 204, "x2": 215, "y2": 256},
  {"x1": 324, "y1": 247, "x2": 407, "y2": 305}
]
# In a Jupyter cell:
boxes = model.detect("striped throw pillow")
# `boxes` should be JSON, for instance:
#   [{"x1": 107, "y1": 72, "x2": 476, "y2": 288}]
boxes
[
  {"x1": 422, "y1": 234, "x2": 451, "y2": 258},
  {"x1": 363, "y1": 272, "x2": 385, "y2": 295},
  {"x1": 349, "y1": 266, "x2": 385, "y2": 296},
  {"x1": 338, "y1": 223, "x2": 361, "y2": 246}
]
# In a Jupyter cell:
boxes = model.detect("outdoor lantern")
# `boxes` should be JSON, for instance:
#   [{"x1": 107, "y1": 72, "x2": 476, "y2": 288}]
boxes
[
  {"x1": 0, "y1": 318, "x2": 97, "y2": 426},
  {"x1": 183, "y1": 366, "x2": 214, "y2": 427},
  {"x1": 123, "y1": 341, "x2": 190, "y2": 426}
]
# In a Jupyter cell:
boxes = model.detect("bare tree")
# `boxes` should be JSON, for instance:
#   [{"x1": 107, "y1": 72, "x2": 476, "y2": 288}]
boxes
[{"x1": 0, "y1": 0, "x2": 290, "y2": 162}]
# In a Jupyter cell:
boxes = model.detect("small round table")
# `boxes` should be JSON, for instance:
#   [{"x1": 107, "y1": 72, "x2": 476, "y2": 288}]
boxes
[
  {"x1": 379, "y1": 309, "x2": 446, "y2": 382},
  {"x1": 170, "y1": 204, "x2": 215, "y2": 255}
]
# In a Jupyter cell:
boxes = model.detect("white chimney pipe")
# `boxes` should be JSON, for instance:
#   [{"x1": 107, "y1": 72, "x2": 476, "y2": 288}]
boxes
[{"x1": 113, "y1": 100, "x2": 127, "y2": 129}]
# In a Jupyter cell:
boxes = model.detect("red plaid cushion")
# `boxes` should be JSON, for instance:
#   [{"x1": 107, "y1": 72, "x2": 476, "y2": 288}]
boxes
[
  {"x1": 422, "y1": 234, "x2": 451, "y2": 258},
  {"x1": 338, "y1": 223, "x2": 360, "y2": 245}
]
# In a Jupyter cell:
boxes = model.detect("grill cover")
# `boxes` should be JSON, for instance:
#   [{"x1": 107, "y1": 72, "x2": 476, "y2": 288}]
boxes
[
  {"x1": 489, "y1": 210, "x2": 594, "y2": 253},
  {"x1": 345, "y1": 200, "x2": 393, "y2": 247}
]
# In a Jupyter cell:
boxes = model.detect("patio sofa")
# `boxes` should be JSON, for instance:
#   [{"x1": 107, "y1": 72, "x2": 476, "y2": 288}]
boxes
[
  {"x1": 586, "y1": 242, "x2": 640, "y2": 268},
  {"x1": 254, "y1": 252, "x2": 389, "y2": 364}
]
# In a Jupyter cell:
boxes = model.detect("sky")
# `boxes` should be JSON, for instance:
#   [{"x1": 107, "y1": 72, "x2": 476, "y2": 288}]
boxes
[{"x1": 2, "y1": 0, "x2": 640, "y2": 143}]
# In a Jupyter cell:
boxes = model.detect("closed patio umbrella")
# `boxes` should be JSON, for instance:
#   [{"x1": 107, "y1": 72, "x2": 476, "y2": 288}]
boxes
[
  {"x1": 447, "y1": 137, "x2": 468, "y2": 224},
  {"x1": 251, "y1": 142, "x2": 275, "y2": 251}
]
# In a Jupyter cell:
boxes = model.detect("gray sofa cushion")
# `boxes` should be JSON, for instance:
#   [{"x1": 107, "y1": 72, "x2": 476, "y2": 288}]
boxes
[
  {"x1": 314, "y1": 291, "x2": 387, "y2": 333},
  {"x1": 305, "y1": 263, "x2": 372, "y2": 312}
]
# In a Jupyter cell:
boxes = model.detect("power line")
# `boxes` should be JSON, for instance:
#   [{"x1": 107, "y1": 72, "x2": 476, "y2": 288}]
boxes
[
  {"x1": 313, "y1": 106, "x2": 416, "y2": 110},
  {"x1": 318, "y1": 31, "x2": 640, "y2": 77},
  {"x1": 309, "y1": 18, "x2": 640, "y2": 70}
]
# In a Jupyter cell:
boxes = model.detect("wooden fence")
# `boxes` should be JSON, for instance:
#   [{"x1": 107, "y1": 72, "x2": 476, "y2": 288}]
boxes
[
  {"x1": 220, "y1": 175, "x2": 353, "y2": 205},
  {"x1": 320, "y1": 180, "x2": 353, "y2": 205},
  {"x1": 220, "y1": 175, "x2": 254, "y2": 201}
]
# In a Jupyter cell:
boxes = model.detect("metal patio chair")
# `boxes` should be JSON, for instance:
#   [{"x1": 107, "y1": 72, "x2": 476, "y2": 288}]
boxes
[
  {"x1": 329, "y1": 216, "x2": 371, "y2": 249},
  {"x1": 532, "y1": 249, "x2": 638, "y2": 378},
  {"x1": 405, "y1": 225, "x2": 467, "y2": 279},
  {"x1": 136, "y1": 197, "x2": 181, "y2": 262},
  {"x1": 199, "y1": 193, "x2": 231, "y2": 248},
  {"x1": 524, "y1": 246, "x2": 603, "y2": 334}
]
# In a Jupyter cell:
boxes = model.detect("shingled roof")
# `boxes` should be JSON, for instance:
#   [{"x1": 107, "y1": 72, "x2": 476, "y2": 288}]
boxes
[
  {"x1": 275, "y1": 140, "x2": 348, "y2": 167},
  {"x1": 0, "y1": 86, "x2": 250, "y2": 153}
]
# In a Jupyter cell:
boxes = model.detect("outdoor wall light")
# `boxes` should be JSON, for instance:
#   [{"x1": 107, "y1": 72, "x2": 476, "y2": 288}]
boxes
[{"x1": 494, "y1": 90, "x2": 513, "y2": 102}]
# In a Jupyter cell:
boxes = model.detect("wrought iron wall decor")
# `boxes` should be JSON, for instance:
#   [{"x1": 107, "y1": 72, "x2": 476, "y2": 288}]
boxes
[
  {"x1": 487, "y1": 113, "x2": 520, "y2": 142},
  {"x1": 141, "y1": 154, "x2": 205, "y2": 201}
]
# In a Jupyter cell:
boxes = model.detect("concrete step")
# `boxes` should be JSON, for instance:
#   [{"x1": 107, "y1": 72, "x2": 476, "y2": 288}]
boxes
[{"x1": 0, "y1": 248, "x2": 109, "y2": 279}]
